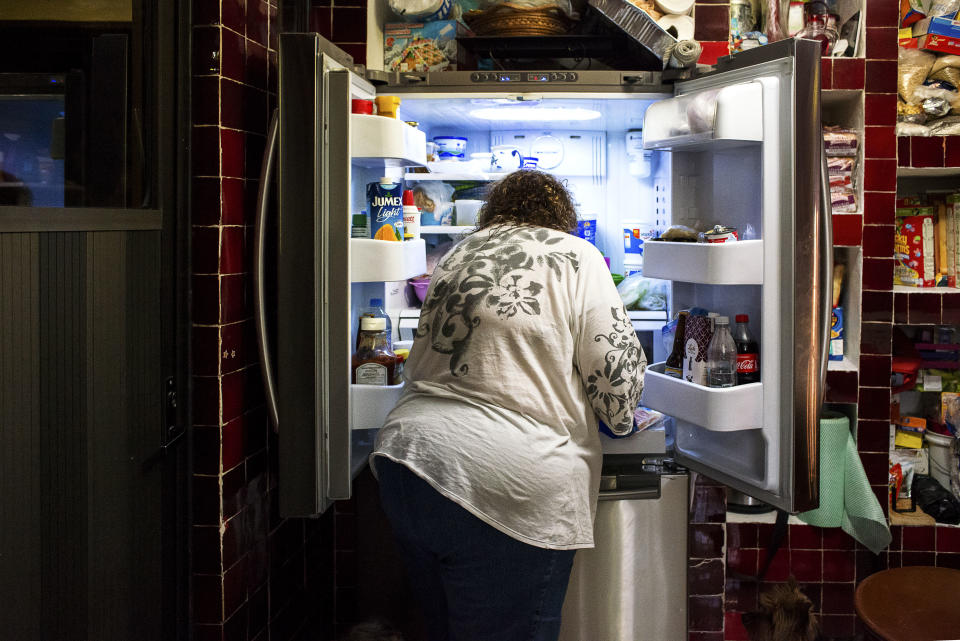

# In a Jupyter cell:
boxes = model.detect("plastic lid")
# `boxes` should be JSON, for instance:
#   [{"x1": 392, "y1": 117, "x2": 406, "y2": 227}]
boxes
[
  {"x1": 403, "y1": 189, "x2": 415, "y2": 206},
  {"x1": 736, "y1": 314, "x2": 749, "y2": 323},
  {"x1": 360, "y1": 317, "x2": 386, "y2": 331},
  {"x1": 369, "y1": 298, "x2": 383, "y2": 307},
  {"x1": 379, "y1": 176, "x2": 395, "y2": 185},
  {"x1": 716, "y1": 316, "x2": 729, "y2": 325},
  {"x1": 395, "y1": 348, "x2": 410, "y2": 360}
]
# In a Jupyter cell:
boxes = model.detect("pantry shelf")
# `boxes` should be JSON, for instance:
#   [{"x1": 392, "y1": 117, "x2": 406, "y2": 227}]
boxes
[
  {"x1": 642, "y1": 239, "x2": 764, "y2": 285},
  {"x1": 350, "y1": 238, "x2": 426, "y2": 282},
  {"x1": 642, "y1": 363, "x2": 763, "y2": 432},
  {"x1": 351, "y1": 114, "x2": 427, "y2": 168},
  {"x1": 893, "y1": 285, "x2": 960, "y2": 294},
  {"x1": 351, "y1": 383, "x2": 404, "y2": 431}
]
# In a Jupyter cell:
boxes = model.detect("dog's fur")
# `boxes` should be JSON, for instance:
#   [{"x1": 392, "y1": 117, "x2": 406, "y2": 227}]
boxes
[{"x1": 741, "y1": 578, "x2": 819, "y2": 641}]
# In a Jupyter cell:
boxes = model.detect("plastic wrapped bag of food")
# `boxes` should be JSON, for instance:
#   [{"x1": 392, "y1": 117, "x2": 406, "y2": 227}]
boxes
[
  {"x1": 913, "y1": 474, "x2": 960, "y2": 524},
  {"x1": 899, "y1": 99, "x2": 928, "y2": 124},
  {"x1": 823, "y1": 127, "x2": 858, "y2": 157},
  {"x1": 616, "y1": 273, "x2": 667, "y2": 311},
  {"x1": 897, "y1": 121, "x2": 932, "y2": 136},
  {"x1": 657, "y1": 224, "x2": 700, "y2": 242},
  {"x1": 413, "y1": 181, "x2": 455, "y2": 226},
  {"x1": 831, "y1": 188, "x2": 857, "y2": 213},
  {"x1": 899, "y1": 47, "x2": 938, "y2": 105},
  {"x1": 929, "y1": 115, "x2": 960, "y2": 135}
]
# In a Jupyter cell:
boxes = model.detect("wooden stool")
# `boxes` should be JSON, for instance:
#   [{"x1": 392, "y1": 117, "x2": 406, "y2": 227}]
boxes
[{"x1": 855, "y1": 566, "x2": 960, "y2": 641}]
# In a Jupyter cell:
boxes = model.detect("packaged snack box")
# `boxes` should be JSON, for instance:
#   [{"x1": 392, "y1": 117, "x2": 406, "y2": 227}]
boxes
[
  {"x1": 895, "y1": 209, "x2": 936, "y2": 287},
  {"x1": 384, "y1": 21, "x2": 473, "y2": 73},
  {"x1": 829, "y1": 307, "x2": 844, "y2": 361}
]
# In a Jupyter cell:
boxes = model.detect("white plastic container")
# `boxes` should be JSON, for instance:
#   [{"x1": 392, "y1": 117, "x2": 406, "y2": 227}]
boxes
[
  {"x1": 455, "y1": 199, "x2": 483, "y2": 226},
  {"x1": 403, "y1": 205, "x2": 421, "y2": 240}
]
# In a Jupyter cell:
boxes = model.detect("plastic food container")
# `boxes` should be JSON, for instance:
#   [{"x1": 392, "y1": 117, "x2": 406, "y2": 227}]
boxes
[
  {"x1": 409, "y1": 276, "x2": 431, "y2": 302},
  {"x1": 520, "y1": 156, "x2": 539, "y2": 169},
  {"x1": 455, "y1": 200, "x2": 483, "y2": 226},
  {"x1": 433, "y1": 136, "x2": 467, "y2": 159}
]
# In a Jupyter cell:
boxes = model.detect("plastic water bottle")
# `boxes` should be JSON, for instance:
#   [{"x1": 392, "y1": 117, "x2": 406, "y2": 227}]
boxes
[
  {"x1": 706, "y1": 316, "x2": 737, "y2": 388},
  {"x1": 356, "y1": 298, "x2": 392, "y2": 349}
]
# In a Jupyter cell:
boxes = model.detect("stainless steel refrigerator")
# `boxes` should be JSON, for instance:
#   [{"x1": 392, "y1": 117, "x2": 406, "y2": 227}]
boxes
[{"x1": 258, "y1": 35, "x2": 828, "y2": 523}]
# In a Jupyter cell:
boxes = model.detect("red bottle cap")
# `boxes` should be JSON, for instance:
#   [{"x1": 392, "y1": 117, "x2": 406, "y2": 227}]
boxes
[
  {"x1": 402, "y1": 189, "x2": 415, "y2": 206},
  {"x1": 736, "y1": 314, "x2": 748, "y2": 323},
  {"x1": 351, "y1": 99, "x2": 374, "y2": 115}
]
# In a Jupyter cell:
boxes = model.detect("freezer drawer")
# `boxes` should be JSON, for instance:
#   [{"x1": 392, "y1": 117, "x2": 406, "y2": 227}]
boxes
[{"x1": 559, "y1": 472, "x2": 688, "y2": 641}]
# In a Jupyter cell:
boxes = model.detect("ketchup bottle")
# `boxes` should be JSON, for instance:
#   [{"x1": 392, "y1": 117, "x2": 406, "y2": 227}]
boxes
[{"x1": 733, "y1": 314, "x2": 760, "y2": 385}]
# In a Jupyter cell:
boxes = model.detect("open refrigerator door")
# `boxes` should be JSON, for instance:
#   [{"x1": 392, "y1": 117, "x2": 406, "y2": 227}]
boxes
[
  {"x1": 265, "y1": 34, "x2": 427, "y2": 517},
  {"x1": 640, "y1": 39, "x2": 828, "y2": 513}
]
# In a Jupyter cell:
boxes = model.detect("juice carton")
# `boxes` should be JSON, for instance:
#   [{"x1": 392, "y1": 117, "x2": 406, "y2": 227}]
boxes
[{"x1": 367, "y1": 178, "x2": 404, "y2": 242}]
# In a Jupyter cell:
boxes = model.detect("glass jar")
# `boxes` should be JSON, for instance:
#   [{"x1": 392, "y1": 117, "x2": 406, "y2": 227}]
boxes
[{"x1": 794, "y1": 1, "x2": 839, "y2": 55}]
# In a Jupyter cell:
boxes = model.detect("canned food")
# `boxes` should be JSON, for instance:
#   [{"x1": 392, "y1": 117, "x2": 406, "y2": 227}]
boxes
[{"x1": 704, "y1": 225, "x2": 739, "y2": 243}]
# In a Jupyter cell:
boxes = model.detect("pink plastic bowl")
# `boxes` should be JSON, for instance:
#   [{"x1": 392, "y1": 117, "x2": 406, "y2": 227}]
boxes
[{"x1": 410, "y1": 278, "x2": 430, "y2": 302}]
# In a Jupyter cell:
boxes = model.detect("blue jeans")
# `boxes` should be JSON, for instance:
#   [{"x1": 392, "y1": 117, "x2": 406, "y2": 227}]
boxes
[{"x1": 374, "y1": 457, "x2": 576, "y2": 641}]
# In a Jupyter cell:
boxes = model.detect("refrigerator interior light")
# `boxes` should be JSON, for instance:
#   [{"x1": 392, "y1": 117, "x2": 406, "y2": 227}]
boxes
[{"x1": 469, "y1": 106, "x2": 602, "y2": 122}]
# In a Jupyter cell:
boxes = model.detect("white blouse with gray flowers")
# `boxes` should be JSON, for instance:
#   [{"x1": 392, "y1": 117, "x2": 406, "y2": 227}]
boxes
[{"x1": 373, "y1": 225, "x2": 645, "y2": 550}]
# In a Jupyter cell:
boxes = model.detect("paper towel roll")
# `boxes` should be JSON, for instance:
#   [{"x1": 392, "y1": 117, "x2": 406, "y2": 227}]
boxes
[
  {"x1": 654, "y1": 0, "x2": 694, "y2": 15},
  {"x1": 656, "y1": 14, "x2": 695, "y2": 41},
  {"x1": 798, "y1": 412, "x2": 892, "y2": 554}
]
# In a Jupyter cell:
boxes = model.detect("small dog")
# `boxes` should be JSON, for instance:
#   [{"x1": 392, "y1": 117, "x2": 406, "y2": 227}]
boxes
[{"x1": 742, "y1": 578, "x2": 819, "y2": 641}]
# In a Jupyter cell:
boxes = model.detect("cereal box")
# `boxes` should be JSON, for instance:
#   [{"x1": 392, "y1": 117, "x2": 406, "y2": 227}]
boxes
[
  {"x1": 895, "y1": 209, "x2": 936, "y2": 287},
  {"x1": 384, "y1": 20, "x2": 472, "y2": 73}
]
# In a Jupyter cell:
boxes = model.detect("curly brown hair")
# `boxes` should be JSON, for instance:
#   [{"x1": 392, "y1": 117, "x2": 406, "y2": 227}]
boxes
[{"x1": 475, "y1": 170, "x2": 578, "y2": 233}]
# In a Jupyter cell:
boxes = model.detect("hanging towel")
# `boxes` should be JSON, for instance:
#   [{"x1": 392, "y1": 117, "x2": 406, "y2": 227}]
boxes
[{"x1": 798, "y1": 411, "x2": 892, "y2": 554}]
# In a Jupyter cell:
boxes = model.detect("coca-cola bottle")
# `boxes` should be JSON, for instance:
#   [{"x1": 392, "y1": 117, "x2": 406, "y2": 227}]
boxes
[{"x1": 734, "y1": 314, "x2": 760, "y2": 385}]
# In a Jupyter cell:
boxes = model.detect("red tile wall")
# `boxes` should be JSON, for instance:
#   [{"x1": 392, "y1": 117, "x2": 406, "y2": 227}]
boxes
[{"x1": 190, "y1": 2, "x2": 345, "y2": 640}]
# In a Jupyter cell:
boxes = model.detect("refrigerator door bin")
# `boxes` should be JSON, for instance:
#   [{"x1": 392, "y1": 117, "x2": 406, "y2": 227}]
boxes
[
  {"x1": 351, "y1": 113, "x2": 427, "y2": 168},
  {"x1": 642, "y1": 81, "x2": 764, "y2": 150},
  {"x1": 350, "y1": 238, "x2": 426, "y2": 282},
  {"x1": 642, "y1": 239, "x2": 764, "y2": 284},
  {"x1": 351, "y1": 383, "x2": 404, "y2": 430},
  {"x1": 643, "y1": 363, "x2": 763, "y2": 432}
]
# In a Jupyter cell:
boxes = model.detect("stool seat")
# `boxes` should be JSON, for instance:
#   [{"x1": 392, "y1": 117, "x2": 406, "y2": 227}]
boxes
[{"x1": 855, "y1": 566, "x2": 960, "y2": 641}]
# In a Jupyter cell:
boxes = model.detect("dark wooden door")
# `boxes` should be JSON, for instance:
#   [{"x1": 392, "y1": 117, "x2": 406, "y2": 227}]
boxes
[{"x1": 0, "y1": 2, "x2": 188, "y2": 639}]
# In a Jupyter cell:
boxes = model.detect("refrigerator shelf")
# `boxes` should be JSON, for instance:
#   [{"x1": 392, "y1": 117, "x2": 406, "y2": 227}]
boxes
[
  {"x1": 350, "y1": 238, "x2": 426, "y2": 282},
  {"x1": 351, "y1": 114, "x2": 427, "y2": 168},
  {"x1": 420, "y1": 225, "x2": 473, "y2": 235},
  {"x1": 642, "y1": 239, "x2": 763, "y2": 284},
  {"x1": 404, "y1": 171, "x2": 498, "y2": 182},
  {"x1": 351, "y1": 383, "x2": 404, "y2": 431},
  {"x1": 642, "y1": 363, "x2": 763, "y2": 432}
]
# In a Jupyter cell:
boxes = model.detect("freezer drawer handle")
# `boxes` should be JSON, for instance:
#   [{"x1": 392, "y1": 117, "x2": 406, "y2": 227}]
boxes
[
  {"x1": 598, "y1": 488, "x2": 661, "y2": 501},
  {"x1": 254, "y1": 108, "x2": 280, "y2": 430}
]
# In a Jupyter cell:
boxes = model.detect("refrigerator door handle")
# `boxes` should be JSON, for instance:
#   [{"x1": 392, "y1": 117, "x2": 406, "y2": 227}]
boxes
[
  {"x1": 818, "y1": 141, "x2": 833, "y2": 407},
  {"x1": 254, "y1": 108, "x2": 280, "y2": 430}
]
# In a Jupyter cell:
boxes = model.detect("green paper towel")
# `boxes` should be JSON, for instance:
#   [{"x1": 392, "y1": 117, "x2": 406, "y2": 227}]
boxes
[{"x1": 798, "y1": 411, "x2": 892, "y2": 554}]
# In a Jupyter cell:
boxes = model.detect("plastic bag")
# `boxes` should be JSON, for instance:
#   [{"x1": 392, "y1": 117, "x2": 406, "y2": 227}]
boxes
[
  {"x1": 912, "y1": 474, "x2": 960, "y2": 524},
  {"x1": 686, "y1": 90, "x2": 720, "y2": 134},
  {"x1": 898, "y1": 121, "x2": 932, "y2": 136},
  {"x1": 929, "y1": 0, "x2": 960, "y2": 16},
  {"x1": 899, "y1": 47, "x2": 937, "y2": 105},
  {"x1": 899, "y1": 99, "x2": 928, "y2": 124},
  {"x1": 616, "y1": 273, "x2": 667, "y2": 311},
  {"x1": 928, "y1": 115, "x2": 960, "y2": 135},
  {"x1": 915, "y1": 79, "x2": 959, "y2": 103},
  {"x1": 413, "y1": 181, "x2": 455, "y2": 226},
  {"x1": 488, "y1": 0, "x2": 576, "y2": 18},
  {"x1": 658, "y1": 225, "x2": 700, "y2": 242},
  {"x1": 931, "y1": 54, "x2": 960, "y2": 75}
]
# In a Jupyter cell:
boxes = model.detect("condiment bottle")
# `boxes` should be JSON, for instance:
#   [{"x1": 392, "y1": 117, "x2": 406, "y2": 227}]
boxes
[
  {"x1": 394, "y1": 348, "x2": 410, "y2": 382},
  {"x1": 402, "y1": 189, "x2": 420, "y2": 241},
  {"x1": 352, "y1": 317, "x2": 396, "y2": 386}
]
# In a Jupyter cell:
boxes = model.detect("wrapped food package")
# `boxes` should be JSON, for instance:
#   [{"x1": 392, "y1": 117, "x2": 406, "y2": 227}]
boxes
[
  {"x1": 899, "y1": 47, "x2": 937, "y2": 105},
  {"x1": 823, "y1": 127, "x2": 859, "y2": 157}
]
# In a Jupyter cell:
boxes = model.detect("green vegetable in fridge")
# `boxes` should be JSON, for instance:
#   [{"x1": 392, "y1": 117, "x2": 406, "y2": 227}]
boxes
[
  {"x1": 611, "y1": 273, "x2": 625, "y2": 286},
  {"x1": 616, "y1": 273, "x2": 667, "y2": 311}
]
